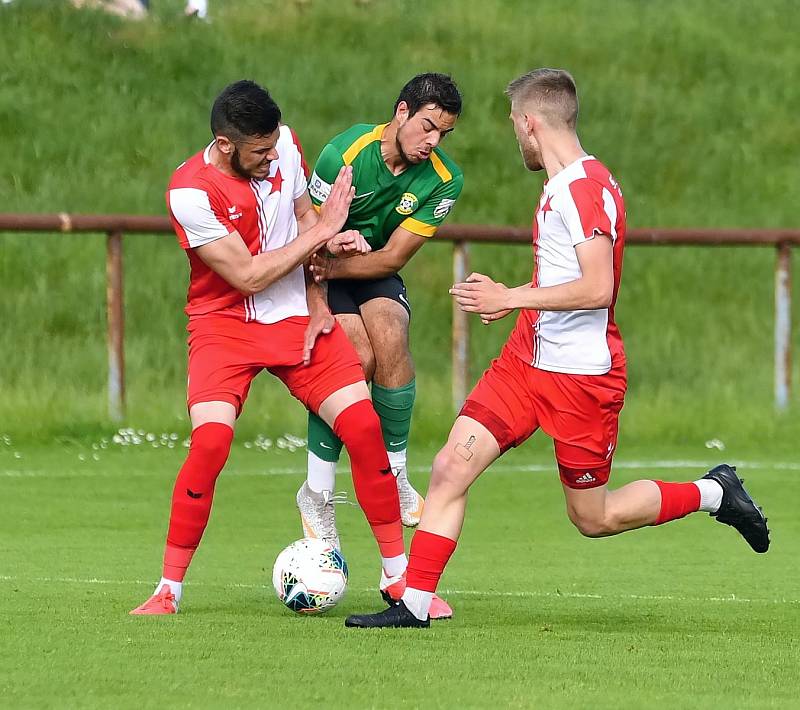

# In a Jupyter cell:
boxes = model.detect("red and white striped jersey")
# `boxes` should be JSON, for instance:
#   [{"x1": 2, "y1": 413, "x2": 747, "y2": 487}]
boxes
[
  {"x1": 167, "y1": 125, "x2": 310, "y2": 322},
  {"x1": 506, "y1": 156, "x2": 626, "y2": 374}
]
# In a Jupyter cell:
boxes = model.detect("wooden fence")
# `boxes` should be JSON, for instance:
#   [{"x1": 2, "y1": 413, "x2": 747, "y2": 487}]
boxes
[{"x1": 1, "y1": 213, "x2": 796, "y2": 419}]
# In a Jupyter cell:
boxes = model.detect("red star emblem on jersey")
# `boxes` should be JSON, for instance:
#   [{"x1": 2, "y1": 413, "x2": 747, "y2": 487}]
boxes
[
  {"x1": 540, "y1": 194, "x2": 553, "y2": 221},
  {"x1": 267, "y1": 166, "x2": 282, "y2": 195}
]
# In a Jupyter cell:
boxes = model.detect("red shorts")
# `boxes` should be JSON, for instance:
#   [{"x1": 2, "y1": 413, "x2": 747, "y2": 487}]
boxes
[
  {"x1": 186, "y1": 315, "x2": 364, "y2": 416},
  {"x1": 460, "y1": 344, "x2": 626, "y2": 489}
]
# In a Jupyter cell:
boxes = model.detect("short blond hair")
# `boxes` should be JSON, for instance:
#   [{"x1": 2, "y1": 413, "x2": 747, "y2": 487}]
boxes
[{"x1": 505, "y1": 68, "x2": 579, "y2": 129}]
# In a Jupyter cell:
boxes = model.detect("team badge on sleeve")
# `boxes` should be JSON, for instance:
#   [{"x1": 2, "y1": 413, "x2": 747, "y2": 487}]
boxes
[
  {"x1": 433, "y1": 198, "x2": 456, "y2": 219},
  {"x1": 395, "y1": 192, "x2": 419, "y2": 215},
  {"x1": 309, "y1": 172, "x2": 332, "y2": 202}
]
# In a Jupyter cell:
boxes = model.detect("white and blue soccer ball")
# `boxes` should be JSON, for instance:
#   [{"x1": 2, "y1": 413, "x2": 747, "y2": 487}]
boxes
[{"x1": 272, "y1": 538, "x2": 349, "y2": 614}]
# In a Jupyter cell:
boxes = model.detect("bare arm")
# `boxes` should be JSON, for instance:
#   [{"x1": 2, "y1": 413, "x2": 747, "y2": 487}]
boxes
[
  {"x1": 195, "y1": 166, "x2": 354, "y2": 296},
  {"x1": 450, "y1": 235, "x2": 614, "y2": 315},
  {"x1": 311, "y1": 226, "x2": 426, "y2": 281}
]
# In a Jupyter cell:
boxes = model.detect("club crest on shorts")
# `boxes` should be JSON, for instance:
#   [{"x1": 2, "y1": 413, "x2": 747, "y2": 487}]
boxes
[{"x1": 395, "y1": 192, "x2": 419, "y2": 215}]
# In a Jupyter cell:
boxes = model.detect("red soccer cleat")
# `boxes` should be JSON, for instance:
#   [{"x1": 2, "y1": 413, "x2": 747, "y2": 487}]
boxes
[
  {"x1": 379, "y1": 571, "x2": 453, "y2": 620},
  {"x1": 129, "y1": 584, "x2": 178, "y2": 615}
]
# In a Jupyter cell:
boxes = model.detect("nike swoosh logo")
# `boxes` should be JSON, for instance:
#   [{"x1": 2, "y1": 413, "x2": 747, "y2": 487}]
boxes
[
  {"x1": 320, "y1": 442, "x2": 333, "y2": 449},
  {"x1": 389, "y1": 440, "x2": 406, "y2": 447},
  {"x1": 353, "y1": 191, "x2": 375, "y2": 200}
]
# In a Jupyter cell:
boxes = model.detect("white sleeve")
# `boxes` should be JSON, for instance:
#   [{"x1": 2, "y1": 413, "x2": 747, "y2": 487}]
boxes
[
  {"x1": 294, "y1": 157, "x2": 308, "y2": 199},
  {"x1": 169, "y1": 187, "x2": 232, "y2": 248}
]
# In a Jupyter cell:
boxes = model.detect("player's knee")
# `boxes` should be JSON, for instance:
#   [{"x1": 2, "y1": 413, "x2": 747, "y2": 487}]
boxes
[
  {"x1": 568, "y1": 509, "x2": 615, "y2": 538},
  {"x1": 188, "y1": 423, "x2": 233, "y2": 471},
  {"x1": 429, "y1": 448, "x2": 471, "y2": 497},
  {"x1": 336, "y1": 402, "x2": 382, "y2": 449}
]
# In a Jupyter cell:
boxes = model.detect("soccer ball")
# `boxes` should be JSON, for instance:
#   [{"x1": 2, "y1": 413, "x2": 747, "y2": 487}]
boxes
[{"x1": 272, "y1": 538, "x2": 349, "y2": 614}]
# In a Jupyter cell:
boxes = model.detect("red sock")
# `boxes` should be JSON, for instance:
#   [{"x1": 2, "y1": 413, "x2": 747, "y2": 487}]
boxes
[
  {"x1": 406, "y1": 530, "x2": 457, "y2": 592},
  {"x1": 333, "y1": 400, "x2": 403, "y2": 558},
  {"x1": 653, "y1": 480, "x2": 701, "y2": 525},
  {"x1": 163, "y1": 421, "x2": 234, "y2": 581}
]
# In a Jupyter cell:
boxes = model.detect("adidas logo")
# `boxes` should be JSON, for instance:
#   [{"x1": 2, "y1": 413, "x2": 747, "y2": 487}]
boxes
[{"x1": 575, "y1": 472, "x2": 596, "y2": 484}]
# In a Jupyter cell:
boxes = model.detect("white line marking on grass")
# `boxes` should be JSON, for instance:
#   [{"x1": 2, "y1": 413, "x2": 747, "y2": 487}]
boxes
[
  {"x1": 1, "y1": 575, "x2": 797, "y2": 606},
  {"x1": 2, "y1": 460, "x2": 799, "y2": 479}
]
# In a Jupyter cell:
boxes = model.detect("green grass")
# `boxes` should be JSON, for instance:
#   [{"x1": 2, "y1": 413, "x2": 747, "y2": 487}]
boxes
[
  {"x1": 2, "y1": 442, "x2": 798, "y2": 708},
  {"x1": 1, "y1": 0, "x2": 799, "y2": 444}
]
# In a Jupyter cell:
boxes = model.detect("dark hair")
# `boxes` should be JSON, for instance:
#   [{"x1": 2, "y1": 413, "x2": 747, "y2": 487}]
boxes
[
  {"x1": 505, "y1": 68, "x2": 578, "y2": 129},
  {"x1": 394, "y1": 73, "x2": 462, "y2": 117},
  {"x1": 210, "y1": 80, "x2": 281, "y2": 141}
]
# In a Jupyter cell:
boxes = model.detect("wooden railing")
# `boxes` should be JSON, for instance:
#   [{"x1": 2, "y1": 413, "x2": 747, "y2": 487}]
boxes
[{"x1": 1, "y1": 214, "x2": 796, "y2": 419}]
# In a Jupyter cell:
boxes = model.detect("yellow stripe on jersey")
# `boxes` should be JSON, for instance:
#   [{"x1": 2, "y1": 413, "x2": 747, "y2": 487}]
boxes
[
  {"x1": 342, "y1": 124, "x2": 388, "y2": 166},
  {"x1": 429, "y1": 151, "x2": 452, "y2": 183},
  {"x1": 401, "y1": 216, "x2": 438, "y2": 238}
]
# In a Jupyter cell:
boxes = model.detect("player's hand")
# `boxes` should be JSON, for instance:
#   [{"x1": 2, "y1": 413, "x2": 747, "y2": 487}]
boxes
[
  {"x1": 309, "y1": 251, "x2": 334, "y2": 283},
  {"x1": 449, "y1": 272, "x2": 512, "y2": 316},
  {"x1": 317, "y1": 166, "x2": 355, "y2": 238},
  {"x1": 480, "y1": 302, "x2": 513, "y2": 325},
  {"x1": 303, "y1": 309, "x2": 335, "y2": 365},
  {"x1": 325, "y1": 230, "x2": 371, "y2": 257}
]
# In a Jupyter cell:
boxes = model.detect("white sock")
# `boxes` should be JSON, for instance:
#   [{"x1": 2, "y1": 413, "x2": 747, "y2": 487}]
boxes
[
  {"x1": 157, "y1": 577, "x2": 182, "y2": 603},
  {"x1": 694, "y1": 479, "x2": 723, "y2": 513},
  {"x1": 307, "y1": 451, "x2": 337, "y2": 493},
  {"x1": 402, "y1": 587, "x2": 433, "y2": 620},
  {"x1": 381, "y1": 553, "x2": 408, "y2": 578},
  {"x1": 387, "y1": 449, "x2": 407, "y2": 475},
  {"x1": 186, "y1": 0, "x2": 208, "y2": 18}
]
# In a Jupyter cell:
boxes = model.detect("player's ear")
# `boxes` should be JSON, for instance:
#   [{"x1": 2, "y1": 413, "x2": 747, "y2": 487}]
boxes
[
  {"x1": 215, "y1": 135, "x2": 235, "y2": 156},
  {"x1": 395, "y1": 100, "x2": 410, "y2": 125}
]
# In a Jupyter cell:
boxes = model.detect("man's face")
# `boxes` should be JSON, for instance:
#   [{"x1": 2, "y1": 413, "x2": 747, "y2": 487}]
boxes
[
  {"x1": 395, "y1": 102, "x2": 458, "y2": 164},
  {"x1": 510, "y1": 105, "x2": 543, "y2": 172},
  {"x1": 226, "y1": 128, "x2": 280, "y2": 180}
]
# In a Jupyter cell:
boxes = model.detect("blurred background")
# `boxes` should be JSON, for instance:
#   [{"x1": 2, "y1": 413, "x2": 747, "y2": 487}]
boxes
[{"x1": 1, "y1": 0, "x2": 798, "y2": 456}]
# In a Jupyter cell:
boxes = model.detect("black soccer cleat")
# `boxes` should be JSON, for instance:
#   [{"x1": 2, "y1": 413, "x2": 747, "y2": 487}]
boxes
[
  {"x1": 702, "y1": 464, "x2": 770, "y2": 553},
  {"x1": 345, "y1": 601, "x2": 430, "y2": 629}
]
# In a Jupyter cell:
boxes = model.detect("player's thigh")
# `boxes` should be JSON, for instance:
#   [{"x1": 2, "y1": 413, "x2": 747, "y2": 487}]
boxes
[
  {"x1": 429, "y1": 415, "x2": 503, "y2": 496},
  {"x1": 189, "y1": 401, "x2": 237, "y2": 429},
  {"x1": 459, "y1": 347, "x2": 541, "y2": 454},
  {"x1": 359, "y1": 296, "x2": 413, "y2": 385},
  {"x1": 542, "y1": 368, "x2": 625, "y2": 490},
  {"x1": 334, "y1": 313, "x2": 375, "y2": 380},
  {"x1": 271, "y1": 322, "x2": 367, "y2": 421},
  {"x1": 186, "y1": 328, "x2": 260, "y2": 421}
]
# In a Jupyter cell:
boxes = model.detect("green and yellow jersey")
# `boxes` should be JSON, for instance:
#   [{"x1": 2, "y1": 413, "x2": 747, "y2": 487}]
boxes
[{"x1": 308, "y1": 123, "x2": 463, "y2": 250}]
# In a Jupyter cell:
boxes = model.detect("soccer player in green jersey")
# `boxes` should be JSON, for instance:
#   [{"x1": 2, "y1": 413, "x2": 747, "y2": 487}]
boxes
[{"x1": 296, "y1": 74, "x2": 463, "y2": 615}]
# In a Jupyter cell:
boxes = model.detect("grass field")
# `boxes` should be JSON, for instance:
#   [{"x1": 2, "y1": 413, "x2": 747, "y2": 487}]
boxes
[
  {"x1": 1, "y1": 4, "x2": 798, "y2": 706},
  {"x1": 2, "y1": 441, "x2": 798, "y2": 708}
]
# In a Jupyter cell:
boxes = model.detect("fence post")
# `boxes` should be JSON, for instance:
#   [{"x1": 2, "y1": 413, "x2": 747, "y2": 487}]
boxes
[
  {"x1": 452, "y1": 240, "x2": 470, "y2": 412},
  {"x1": 106, "y1": 231, "x2": 126, "y2": 421},
  {"x1": 774, "y1": 242, "x2": 792, "y2": 410}
]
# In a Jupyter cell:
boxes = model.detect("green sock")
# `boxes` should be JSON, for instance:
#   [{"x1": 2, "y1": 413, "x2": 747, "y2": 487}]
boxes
[
  {"x1": 371, "y1": 379, "x2": 416, "y2": 453},
  {"x1": 307, "y1": 411, "x2": 344, "y2": 463}
]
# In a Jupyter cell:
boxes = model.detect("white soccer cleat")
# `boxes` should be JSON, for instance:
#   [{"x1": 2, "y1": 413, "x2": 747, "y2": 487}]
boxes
[
  {"x1": 296, "y1": 482, "x2": 343, "y2": 550},
  {"x1": 394, "y1": 466, "x2": 424, "y2": 527}
]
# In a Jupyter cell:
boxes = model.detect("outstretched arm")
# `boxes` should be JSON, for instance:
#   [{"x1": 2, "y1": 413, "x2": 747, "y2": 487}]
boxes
[{"x1": 310, "y1": 226, "x2": 426, "y2": 281}]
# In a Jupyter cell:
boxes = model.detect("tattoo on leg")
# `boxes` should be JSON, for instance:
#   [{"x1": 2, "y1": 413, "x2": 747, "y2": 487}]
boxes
[{"x1": 454, "y1": 435, "x2": 477, "y2": 461}]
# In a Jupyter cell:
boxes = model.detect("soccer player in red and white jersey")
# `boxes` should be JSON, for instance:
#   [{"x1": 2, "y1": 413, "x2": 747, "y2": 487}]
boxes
[
  {"x1": 345, "y1": 68, "x2": 770, "y2": 629},
  {"x1": 130, "y1": 80, "x2": 408, "y2": 614}
]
